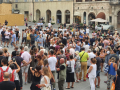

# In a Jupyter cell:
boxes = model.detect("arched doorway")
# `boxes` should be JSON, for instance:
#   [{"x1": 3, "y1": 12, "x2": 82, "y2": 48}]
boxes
[
  {"x1": 97, "y1": 12, "x2": 106, "y2": 19},
  {"x1": 117, "y1": 11, "x2": 120, "y2": 28},
  {"x1": 65, "y1": 10, "x2": 70, "y2": 24},
  {"x1": 88, "y1": 12, "x2": 96, "y2": 25},
  {"x1": 83, "y1": 12, "x2": 86, "y2": 24},
  {"x1": 46, "y1": 10, "x2": 51, "y2": 23},
  {"x1": 36, "y1": 9, "x2": 40, "y2": 22},
  {"x1": 56, "y1": 10, "x2": 62, "y2": 23}
]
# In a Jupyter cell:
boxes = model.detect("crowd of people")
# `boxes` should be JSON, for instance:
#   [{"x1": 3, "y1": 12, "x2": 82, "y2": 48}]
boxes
[{"x1": 0, "y1": 22, "x2": 120, "y2": 90}]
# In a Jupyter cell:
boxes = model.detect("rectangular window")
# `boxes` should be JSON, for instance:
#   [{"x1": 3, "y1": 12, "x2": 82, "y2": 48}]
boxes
[
  {"x1": 24, "y1": 0, "x2": 27, "y2": 2},
  {"x1": 109, "y1": 16, "x2": 112, "y2": 23},
  {"x1": 15, "y1": 0, "x2": 18, "y2": 2},
  {"x1": 15, "y1": 4, "x2": 18, "y2": 8},
  {"x1": 7, "y1": 0, "x2": 9, "y2": 2},
  {"x1": 42, "y1": 0, "x2": 45, "y2": 1},
  {"x1": 35, "y1": 0, "x2": 38, "y2": 2}
]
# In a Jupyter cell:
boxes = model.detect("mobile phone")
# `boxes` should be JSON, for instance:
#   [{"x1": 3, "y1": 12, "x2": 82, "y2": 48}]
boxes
[{"x1": 13, "y1": 58, "x2": 16, "y2": 62}]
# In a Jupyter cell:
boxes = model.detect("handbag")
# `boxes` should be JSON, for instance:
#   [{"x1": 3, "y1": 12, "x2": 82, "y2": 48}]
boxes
[
  {"x1": 104, "y1": 64, "x2": 109, "y2": 74},
  {"x1": 43, "y1": 86, "x2": 51, "y2": 90},
  {"x1": 111, "y1": 75, "x2": 117, "y2": 90},
  {"x1": 67, "y1": 61, "x2": 72, "y2": 73},
  {"x1": 80, "y1": 52, "x2": 85, "y2": 61}
]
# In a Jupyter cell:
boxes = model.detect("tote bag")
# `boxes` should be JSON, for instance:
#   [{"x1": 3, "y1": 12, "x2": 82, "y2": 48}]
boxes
[
  {"x1": 42, "y1": 86, "x2": 51, "y2": 90},
  {"x1": 111, "y1": 76, "x2": 117, "y2": 90}
]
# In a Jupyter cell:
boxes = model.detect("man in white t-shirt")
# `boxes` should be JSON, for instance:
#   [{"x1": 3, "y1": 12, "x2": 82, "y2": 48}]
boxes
[
  {"x1": 48, "y1": 22, "x2": 51, "y2": 28},
  {"x1": 83, "y1": 41, "x2": 90, "y2": 52},
  {"x1": 21, "y1": 46, "x2": 32, "y2": 84},
  {"x1": 4, "y1": 30, "x2": 10, "y2": 48},
  {"x1": 43, "y1": 32, "x2": 47, "y2": 48},
  {"x1": 86, "y1": 27, "x2": 89, "y2": 35},
  {"x1": 69, "y1": 44, "x2": 75, "y2": 57},
  {"x1": 48, "y1": 49, "x2": 57, "y2": 90}
]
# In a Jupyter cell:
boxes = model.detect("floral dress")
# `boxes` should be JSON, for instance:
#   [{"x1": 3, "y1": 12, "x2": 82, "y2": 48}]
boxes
[{"x1": 75, "y1": 56, "x2": 81, "y2": 73}]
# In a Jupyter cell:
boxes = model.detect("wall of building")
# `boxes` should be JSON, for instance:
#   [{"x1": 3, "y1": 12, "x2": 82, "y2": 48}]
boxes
[
  {"x1": 0, "y1": 14, "x2": 24, "y2": 26},
  {"x1": 0, "y1": 3, "x2": 12, "y2": 14}
]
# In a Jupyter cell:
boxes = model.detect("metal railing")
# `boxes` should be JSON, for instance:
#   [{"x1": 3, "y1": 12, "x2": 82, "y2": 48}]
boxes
[{"x1": 110, "y1": 0, "x2": 120, "y2": 5}]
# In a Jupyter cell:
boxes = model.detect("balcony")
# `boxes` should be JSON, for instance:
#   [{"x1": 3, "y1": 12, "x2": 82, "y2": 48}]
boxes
[{"x1": 110, "y1": 0, "x2": 120, "y2": 5}]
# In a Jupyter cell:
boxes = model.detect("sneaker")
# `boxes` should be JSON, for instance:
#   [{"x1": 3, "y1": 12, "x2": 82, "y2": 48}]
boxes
[
  {"x1": 53, "y1": 88, "x2": 56, "y2": 90},
  {"x1": 83, "y1": 79, "x2": 86, "y2": 81},
  {"x1": 96, "y1": 85, "x2": 100, "y2": 88},
  {"x1": 25, "y1": 82, "x2": 27, "y2": 85},
  {"x1": 7, "y1": 46, "x2": 9, "y2": 48}
]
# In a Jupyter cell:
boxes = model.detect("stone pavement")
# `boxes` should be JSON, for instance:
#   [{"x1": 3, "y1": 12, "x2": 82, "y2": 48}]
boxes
[{"x1": 4, "y1": 23, "x2": 113, "y2": 90}]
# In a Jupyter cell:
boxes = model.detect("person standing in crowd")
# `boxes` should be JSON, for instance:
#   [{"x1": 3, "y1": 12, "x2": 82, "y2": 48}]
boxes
[
  {"x1": 74, "y1": 51, "x2": 81, "y2": 82},
  {"x1": 83, "y1": 41, "x2": 90, "y2": 52},
  {"x1": 21, "y1": 29, "x2": 27, "y2": 46},
  {"x1": 30, "y1": 30, "x2": 35, "y2": 47},
  {"x1": 57, "y1": 58, "x2": 66, "y2": 90},
  {"x1": 86, "y1": 27, "x2": 89, "y2": 35},
  {"x1": 15, "y1": 28, "x2": 19, "y2": 45},
  {"x1": 69, "y1": 44, "x2": 75, "y2": 57},
  {"x1": 9, "y1": 61, "x2": 20, "y2": 90},
  {"x1": 66, "y1": 55, "x2": 75, "y2": 89},
  {"x1": 107, "y1": 57, "x2": 117, "y2": 90},
  {"x1": 9, "y1": 51, "x2": 27, "y2": 89},
  {"x1": 43, "y1": 31, "x2": 47, "y2": 48},
  {"x1": 0, "y1": 50, "x2": 6, "y2": 67},
  {"x1": 11, "y1": 46, "x2": 18, "y2": 58},
  {"x1": 5, "y1": 20, "x2": 8, "y2": 26},
  {"x1": 37, "y1": 34, "x2": 44, "y2": 50},
  {"x1": 48, "y1": 49, "x2": 57, "y2": 90},
  {"x1": 4, "y1": 29, "x2": 10, "y2": 48},
  {"x1": 34, "y1": 31, "x2": 39, "y2": 48},
  {"x1": 1, "y1": 28, "x2": 5, "y2": 46},
  {"x1": 11, "y1": 32, "x2": 16, "y2": 48},
  {"x1": 30, "y1": 65, "x2": 42, "y2": 90},
  {"x1": 21, "y1": 46, "x2": 32, "y2": 84},
  {"x1": 95, "y1": 52, "x2": 101, "y2": 88},
  {"x1": 88, "y1": 58, "x2": 96, "y2": 90},
  {"x1": 3, "y1": 48, "x2": 10, "y2": 62},
  {"x1": 0, "y1": 72, "x2": 16, "y2": 90},
  {"x1": 26, "y1": 30, "x2": 31, "y2": 47},
  {"x1": 79, "y1": 47, "x2": 89, "y2": 81}
]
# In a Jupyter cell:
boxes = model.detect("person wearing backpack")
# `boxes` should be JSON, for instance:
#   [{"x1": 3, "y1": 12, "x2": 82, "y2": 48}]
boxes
[
  {"x1": 9, "y1": 61, "x2": 20, "y2": 90},
  {"x1": 0, "y1": 58, "x2": 12, "y2": 82}
]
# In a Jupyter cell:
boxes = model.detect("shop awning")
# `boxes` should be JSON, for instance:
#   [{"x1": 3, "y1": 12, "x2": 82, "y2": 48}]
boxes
[{"x1": 74, "y1": 12, "x2": 80, "y2": 16}]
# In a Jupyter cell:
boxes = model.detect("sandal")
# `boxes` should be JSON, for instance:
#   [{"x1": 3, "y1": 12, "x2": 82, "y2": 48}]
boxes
[
  {"x1": 66, "y1": 87, "x2": 70, "y2": 89},
  {"x1": 75, "y1": 80, "x2": 79, "y2": 82},
  {"x1": 71, "y1": 86, "x2": 74, "y2": 88}
]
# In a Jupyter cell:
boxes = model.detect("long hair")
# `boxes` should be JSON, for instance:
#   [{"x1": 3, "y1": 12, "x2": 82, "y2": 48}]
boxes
[{"x1": 42, "y1": 67, "x2": 51, "y2": 79}]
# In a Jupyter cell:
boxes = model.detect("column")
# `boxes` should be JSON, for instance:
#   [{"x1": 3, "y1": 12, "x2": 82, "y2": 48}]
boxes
[
  {"x1": 62, "y1": 11, "x2": 65, "y2": 24},
  {"x1": 86, "y1": 13, "x2": 88, "y2": 26},
  {"x1": 82, "y1": 0, "x2": 85, "y2": 2}
]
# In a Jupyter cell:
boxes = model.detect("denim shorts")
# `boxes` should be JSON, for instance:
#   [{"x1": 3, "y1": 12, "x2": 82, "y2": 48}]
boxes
[
  {"x1": 2, "y1": 37, "x2": 5, "y2": 42},
  {"x1": 96, "y1": 70, "x2": 100, "y2": 77}
]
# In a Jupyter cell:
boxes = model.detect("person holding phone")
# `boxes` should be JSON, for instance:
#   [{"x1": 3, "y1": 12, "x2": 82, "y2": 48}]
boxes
[{"x1": 4, "y1": 29, "x2": 10, "y2": 48}]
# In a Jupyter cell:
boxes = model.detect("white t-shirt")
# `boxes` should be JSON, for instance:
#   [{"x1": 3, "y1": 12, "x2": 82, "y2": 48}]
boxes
[
  {"x1": 70, "y1": 48, "x2": 75, "y2": 57},
  {"x1": 83, "y1": 45, "x2": 90, "y2": 52},
  {"x1": 0, "y1": 29, "x2": 3, "y2": 35},
  {"x1": 21, "y1": 51, "x2": 31, "y2": 64},
  {"x1": 43, "y1": 34, "x2": 47, "y2": 40},
  {"x1": 67, "y1": 60, "x2": 75, "y2": 73},
  {"x1": 5, "y1": 31, "x2": 10, "y2": 39},
  {"x1": 86, "y1": 29, "x2": 89, "y2": 34},
  {"x1": 87, "y1": 52, "x2": 96, "y2": 66},
  {"x1": 39, "y1": 31, "x2": 43, "y2": 35},
  {"x1": 48, "y1": 23, "x2": 51, "y2": 27},
  {"x1": 1, "y1": 66, "x2": 12, "y2": 74},
  {"x1": 13, "y1": 70, "x2": 19, "y2": 80},
  {"x1": 48, "y1": 57, "x2": 57, "y2": 71},
  {"x1": 80, "y1": 29, "x2": 84, "y2": 34},
  {"x1": 37, "y1": 23, "x2": 41, "y2": 26},
  {"x1": 59, "y1": 29, "x2": 62, "y2": 31},
  {"x1": 88, "y1": 64, "x2": 96, "y2": 78}
]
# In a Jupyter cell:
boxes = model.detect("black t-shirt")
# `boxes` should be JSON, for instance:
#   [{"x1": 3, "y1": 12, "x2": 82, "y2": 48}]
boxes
[
  {"x1": 15, "y1": 31, "x2": 19, "y2": 37},
  {"x1": 1, "y1": 31, "x2": 5, "y2": 38},
  {"x1": 109, "y1": 54, "x2": 119, "y2": 64},
  {"x1": 90, "y1": 38, "x2": 95, "y2": 46},
  {"x1": 0, "y1": 81, "x2": 16, "y2": 90},
  {"x1": 0, "y1": 56, "x2": 6, "y2": 67},
  {"x1": 113, "y1": 76, "x2": 120, "y2": 90},
  {"x1": 12, "y1": 56, "x2": 23, "y2": 68},
  {"x1": 96, "y1": 57, "x2": 101, "y2": 70},
  {"x1": 30, "y1": 34, "x2": 35, "y2": 41},
  {"x1": 12, "y1": 51, "x2": 16, "y2": 57}
]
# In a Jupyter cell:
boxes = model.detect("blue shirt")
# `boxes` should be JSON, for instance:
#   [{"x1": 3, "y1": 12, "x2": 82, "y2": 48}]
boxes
[
  {"x1": 34, "y1": 34, "x2": 39, "y2": 41},
  {"x1": 37, "y1": 37, "x2": 44, "y2": 46},
  {"x1": 11, "y1": 34, "x2": 16, "y2": 42},
  {"x1": 79, "y1": 35, "x2": 83, "y2": 39},
  {"x1": 75, "y1": 44, "x2": 80, "y2": 52}
]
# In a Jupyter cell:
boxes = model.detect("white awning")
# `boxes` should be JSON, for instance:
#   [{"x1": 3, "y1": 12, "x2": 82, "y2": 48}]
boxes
[{"x1": 74, "y1": 12, "x2": 80, "y2": 16}]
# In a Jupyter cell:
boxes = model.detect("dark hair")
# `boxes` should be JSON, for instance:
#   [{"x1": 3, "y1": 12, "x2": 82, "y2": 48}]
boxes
[
  {"x1": 36, "y1": 65, "x2": 41, "y2": 71},
  {"x1": 0, "y1": 50, "x2": 3, "y2": 55},
  {"x1": 113, "y1": 49, "x2": 117, "y2": 53},
  {"x1": 50, "y1": 49, "x2": 54, "y2": 55},
  {"x1": 44, "y1": 59, "x2": 48, "y2": 66},
  {"x1": 93, "y1": 50, "x2": 96, "y2": 54},
  {"x1": 44, "y1": 53, "x2": 47, "y2": 56},
  {"x1": 97, "y1": 52, "x2": 100, "y2": 56},
  {"x1": 117, "y1": 69, "x2": 120, "y2": 77},
  {"x1": 16, "y1": 51, "x2": 20, "y2": 55},
  {"x1": 60, "y1": 50, "x2": 63, "y2": 54},
  {"x1": 20, "y1": 46, "x2": 24, "y2": 50},
  {"x1": 81, "y1": 47, "x2": 85, "y2": 51},
  {"x1": 69, "y1": 55, "x2": 73, "y2": 59},
  {"x1": 1, "y1": 58, "x2": 8, "y2": 65},
  {"x1": 30, "y1": 50, "x2": 34, "y2": 55},
  {"x1": 85, "y1": 41, "x2": 88, "y2": 45},
  {"x1": 10, "y1": 64, "x2": 15, "y2": 69},
  {"x1": 91, "y1": 58, "x2": 96, "y2": 64}
]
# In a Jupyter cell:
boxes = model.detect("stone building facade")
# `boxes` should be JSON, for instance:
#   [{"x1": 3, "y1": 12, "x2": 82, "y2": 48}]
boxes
[
  {"x1": 3, "y1": 0, "x2": 73, "y2": 24},
  {"x1": 73, "y1": 0, "x2": 120, "y2": 29}
]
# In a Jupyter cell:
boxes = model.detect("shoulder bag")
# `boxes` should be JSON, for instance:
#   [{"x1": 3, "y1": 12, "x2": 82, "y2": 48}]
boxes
[
  {"x1": 80, "y1": 52, "x2": 85, "y2": 61},
  {"x1": 67, "y1": 61, "x2": 72, "y2": 73}
]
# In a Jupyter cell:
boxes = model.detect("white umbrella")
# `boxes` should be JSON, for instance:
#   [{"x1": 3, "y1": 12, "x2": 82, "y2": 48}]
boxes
[{"x1": 90, "y1": 18, "x2": 107, "y2": 22}]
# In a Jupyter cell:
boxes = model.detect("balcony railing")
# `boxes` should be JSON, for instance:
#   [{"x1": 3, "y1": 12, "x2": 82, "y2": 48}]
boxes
[{"x1": 110, "y1": 0, "x2": 120, "y2": 5}]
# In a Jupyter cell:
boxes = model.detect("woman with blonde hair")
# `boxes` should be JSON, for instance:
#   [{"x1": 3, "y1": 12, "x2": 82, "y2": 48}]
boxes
[
  {"x1": 37, "y1": 67, "x2": 51, "y2": 90},
  {"x1": 88, "y1": 58, "x2": 97, "y2": 90},
  {"x1": 3, "y1": 48, "x2": 10, "y2": 61},
  {"x1": 107, "y1": 57, "x2": 117, "y2": 90}
]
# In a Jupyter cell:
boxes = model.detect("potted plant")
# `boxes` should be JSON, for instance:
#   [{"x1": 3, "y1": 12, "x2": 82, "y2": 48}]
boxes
[
  {"x1": 51, "y1": 23, "x2": 55, "y2": 25},
  {"x1": 33, "y1": 20, "x2": 36, "y2": 23}
]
